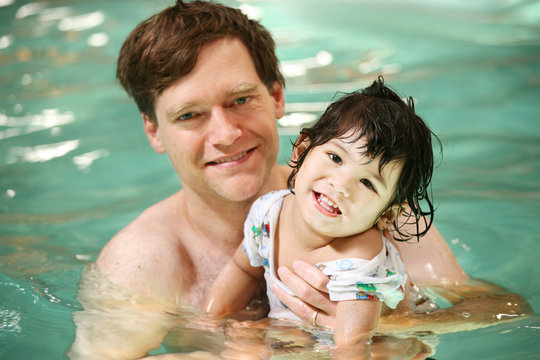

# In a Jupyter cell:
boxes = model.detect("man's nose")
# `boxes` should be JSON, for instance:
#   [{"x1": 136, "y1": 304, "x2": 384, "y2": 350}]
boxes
[{"x1": 207, "y1": 107, "x2": 242, "y2": 146}]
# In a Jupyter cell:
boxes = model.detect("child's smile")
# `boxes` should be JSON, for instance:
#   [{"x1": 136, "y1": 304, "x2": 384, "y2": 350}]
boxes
[{"x1": 313, "y1": 191, "x2": 342, "y2": 217}]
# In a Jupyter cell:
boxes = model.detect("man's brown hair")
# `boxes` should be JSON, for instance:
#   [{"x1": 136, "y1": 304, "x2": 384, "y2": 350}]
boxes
[{"x1": 117, "y1": 0, "x2": 285, "y2": 122}]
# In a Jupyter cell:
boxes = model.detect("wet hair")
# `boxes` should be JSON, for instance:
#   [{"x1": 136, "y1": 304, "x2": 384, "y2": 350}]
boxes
[
  {"x1": 287, "y1": 76, "x2": 441, "y2": 241},
  {"x1": 116, "y1": 0, "x2": 284, "y2": 122}
]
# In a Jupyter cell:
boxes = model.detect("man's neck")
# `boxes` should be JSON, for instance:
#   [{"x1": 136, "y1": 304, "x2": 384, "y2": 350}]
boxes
[
  {"x1": 180, "y1": 190, "x2": 250, "y2": 251},
  {"x1": 180, "y1": 163, "x2": 290, "y2": 250}
]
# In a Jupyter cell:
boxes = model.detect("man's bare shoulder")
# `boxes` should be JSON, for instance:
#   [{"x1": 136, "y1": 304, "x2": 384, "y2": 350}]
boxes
[
  {"x1": 392, "y1": 224, "x2": 469, "y2": 285},
  {"x1": 96, "y1": 192, "x2": 185, "y2": 300}
]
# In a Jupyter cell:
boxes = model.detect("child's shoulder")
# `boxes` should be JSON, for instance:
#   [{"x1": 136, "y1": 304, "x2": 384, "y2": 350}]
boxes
[
  {"x1": 256, "y1": 189, "x2": 291, "y2": 203},
  {"x1": 249, "y1": 190, "x2": 290, "y2": 211},
  {"x1": 246, "y1": 189, "x2": 291, "y2": 224},
  {"x1": 332, "y1": 228, "x2": 384, "y2": 261}
]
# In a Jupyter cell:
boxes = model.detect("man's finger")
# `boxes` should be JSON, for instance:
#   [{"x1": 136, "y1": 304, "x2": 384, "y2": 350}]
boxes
[
  {"x1": 292, "y1": 260, "x2": 330, "y2": 292},
  {"x1": 271, "y1": 283, "x2": 336, "y2": 329},
  {"x1": 276, "y1": 265, "x2": 335, "y2": 315}
]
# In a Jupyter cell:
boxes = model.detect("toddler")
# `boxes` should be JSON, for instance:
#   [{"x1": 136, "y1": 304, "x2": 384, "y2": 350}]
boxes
[{"x1": 204, "y1": 77, "x2": 439, "y2": 352}]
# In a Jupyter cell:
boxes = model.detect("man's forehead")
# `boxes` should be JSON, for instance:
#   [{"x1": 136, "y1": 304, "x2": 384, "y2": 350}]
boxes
[{"x1": 154, "y1": 38, "x2": 264, "y2": 119}]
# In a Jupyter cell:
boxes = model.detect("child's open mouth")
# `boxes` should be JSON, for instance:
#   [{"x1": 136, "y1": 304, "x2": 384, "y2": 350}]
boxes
[{"x1": 313, "y1": 191, "x2": 342, "y2": 216}]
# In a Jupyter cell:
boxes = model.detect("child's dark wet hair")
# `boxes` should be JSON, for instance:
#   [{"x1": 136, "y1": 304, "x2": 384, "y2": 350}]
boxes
[{"x1": 287, "y1": 76, "x2": 441, "y2": 241}]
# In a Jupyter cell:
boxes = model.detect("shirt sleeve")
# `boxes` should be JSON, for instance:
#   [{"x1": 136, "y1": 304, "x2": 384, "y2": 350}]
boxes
[
  {"x1": 241, "y1": 197, "x2": 265, "y2": 267},
  {"x1": 316, "y1": 239, "x2": 407, "y2": 309},
  {"x1": 240, "y1": 190, "x2": 286, "y2": 268}
]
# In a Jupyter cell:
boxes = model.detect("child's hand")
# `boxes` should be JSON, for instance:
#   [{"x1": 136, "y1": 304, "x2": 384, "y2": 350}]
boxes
[{"x1": 272, "y1": 260, "x2": 337, "y2": 328}]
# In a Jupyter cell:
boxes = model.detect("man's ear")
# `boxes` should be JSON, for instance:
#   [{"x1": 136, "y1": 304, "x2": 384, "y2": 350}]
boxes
[
  {"x1": 290, "y1": 134, "x2": 310, "y2": 165},
  {"x1": 270, "y1": 81, "x2": 285, "y2": 120},
  {"x1": 142, "y1": 113, "x2": 166, "y2": 154},
  {"x1": 376, "y1": 203, "x2": 406, "y2": 231}
]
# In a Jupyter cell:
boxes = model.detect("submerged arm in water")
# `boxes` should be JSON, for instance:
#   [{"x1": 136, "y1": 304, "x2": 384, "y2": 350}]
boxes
[
  {"x1": 378, "y1": 277, "x2": 533, "y2": 334},
  {"x1": 68, "y1": 263, "x2": 182, "y2": 360}
]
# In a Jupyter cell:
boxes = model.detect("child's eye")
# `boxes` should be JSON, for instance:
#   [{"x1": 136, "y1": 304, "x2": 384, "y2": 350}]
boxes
[
  {"x1": 328, "y1": 153, "x2": 342, "y2": 164},
  {"x1": 360, "y1": 178, "x2": 376, "y2": 192}
]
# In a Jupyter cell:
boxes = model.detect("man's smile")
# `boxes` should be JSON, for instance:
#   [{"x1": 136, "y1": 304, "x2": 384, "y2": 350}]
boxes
[{"x1": 207, "y1": 147, "x2": 256, "y2": 166}]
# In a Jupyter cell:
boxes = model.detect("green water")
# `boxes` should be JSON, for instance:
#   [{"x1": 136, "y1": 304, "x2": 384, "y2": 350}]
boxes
[{"x1": 1, "y1": 0, "x2": 539, "y2": 358}]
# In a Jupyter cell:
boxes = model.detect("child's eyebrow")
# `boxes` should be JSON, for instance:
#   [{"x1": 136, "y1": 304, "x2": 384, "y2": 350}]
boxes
[
  {"x1": 332, "y1": 139, "x2": 387, "y2": 187},
  {"x1": 366, "y1": 167, "x2": 386, "y2": 188}
]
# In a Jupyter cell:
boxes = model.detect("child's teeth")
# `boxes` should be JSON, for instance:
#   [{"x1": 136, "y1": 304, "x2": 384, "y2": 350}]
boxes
[
  {"x1": 319, "y1": 194, "x2": 340, "y2": 213},
  {"x1": 321, "y1": 194, "x2": 337, "y2": 208}
]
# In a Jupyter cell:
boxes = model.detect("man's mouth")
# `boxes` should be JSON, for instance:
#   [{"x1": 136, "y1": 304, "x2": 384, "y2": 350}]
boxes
[
  {"x1": 314, "y1": 192, "x2": 342, "y2": 216},
  {"x1": 208, "y1": 148, "x2": 254, "y2": 165}
]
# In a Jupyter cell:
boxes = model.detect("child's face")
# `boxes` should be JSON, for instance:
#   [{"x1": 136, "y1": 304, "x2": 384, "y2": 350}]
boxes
[{"x1": 293, "y1": 131, "x2": 403, "y2": 238}]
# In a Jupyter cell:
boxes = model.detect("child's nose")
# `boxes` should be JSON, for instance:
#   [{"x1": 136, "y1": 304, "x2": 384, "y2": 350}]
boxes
[{"x1": 328, "y1": 177, "x2": 351, "y2": 198}]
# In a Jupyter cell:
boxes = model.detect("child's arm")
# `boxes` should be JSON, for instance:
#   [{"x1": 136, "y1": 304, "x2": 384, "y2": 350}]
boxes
[
  {"x1": 204, "y1": 245, "x2": 264, "y2": 316},
  {"x1": 333, "y1": 299, "x2": 382, "y2": 356}
]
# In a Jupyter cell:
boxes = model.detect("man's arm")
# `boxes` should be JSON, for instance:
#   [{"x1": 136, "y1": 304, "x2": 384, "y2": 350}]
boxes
[
  {"x1": 96, "y1": 213, "x2": 184, "y2": 301},
  {"x1": 68, "y1": 263, "x2": 177, "y2": 360},
  {"x1": 378, "y1": 278, "x2": 533, "y2": 334},
  {"x1": 69, "y1": 204, "x2": 185, "y2": 359},
  {"x1": 393, "y1": 225, "x2": 469, "y2": 285},
  {"x1": 272, "y1": 225, "x2": 532, "y2": 332}
]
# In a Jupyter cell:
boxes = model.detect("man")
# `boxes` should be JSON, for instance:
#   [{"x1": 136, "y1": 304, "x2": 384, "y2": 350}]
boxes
[{"x1": 69, "y1": 1, "x2": 531, "y2": 359}]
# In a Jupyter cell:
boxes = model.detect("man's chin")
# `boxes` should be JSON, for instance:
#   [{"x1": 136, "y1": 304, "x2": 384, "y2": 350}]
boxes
[{"x1": 211, "y1": 177, "x2": 265, "y2": 203}]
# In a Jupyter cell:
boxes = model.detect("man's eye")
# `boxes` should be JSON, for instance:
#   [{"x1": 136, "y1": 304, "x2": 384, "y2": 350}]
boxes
[
  {"x1": 178, "y1": 112, "x2": 193, "y2": 121},
  {"x1": 360, "y1": 178, "x2": 376, "y2": 192},
  {"x1": 329, "y1": 153, "x2": 342, "y2": 164},
  {"x1": 235, "y1": 96, "x2": 250, "y2": 105}
]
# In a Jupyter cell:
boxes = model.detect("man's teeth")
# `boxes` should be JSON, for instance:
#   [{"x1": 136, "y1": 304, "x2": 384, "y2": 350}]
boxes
[
  {"x1": 213, "y1": 151, "x2": 247, "y2": 164},
  {"x1": 318, "y1": 194, "x2": 339, "y2": 213}
]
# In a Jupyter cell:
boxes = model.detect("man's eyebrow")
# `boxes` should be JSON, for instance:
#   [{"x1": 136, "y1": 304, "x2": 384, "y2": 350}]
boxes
[
  {"x1": 164, "y1": 83, "x2": 260, "y2": 120},
  {"x1": 228, "y1": 83, "x2": 259, "y2": 97},
  {"x1": 165, "y1": 102, "x2": 196, "y2": 120}
]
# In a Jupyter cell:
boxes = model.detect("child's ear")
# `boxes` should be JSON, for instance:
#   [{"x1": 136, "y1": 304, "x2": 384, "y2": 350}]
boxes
[
  {"x1": 376, "y1": 203, "x2": 406, "y2": 231},
  {"x1": 290, "y1": 134, "x2": 310, "y2": 164}
]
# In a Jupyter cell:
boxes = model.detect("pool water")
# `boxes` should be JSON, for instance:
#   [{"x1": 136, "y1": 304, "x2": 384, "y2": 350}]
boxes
[{"x1": 1, "y1": 0, "x2": 539, "y2": 358}]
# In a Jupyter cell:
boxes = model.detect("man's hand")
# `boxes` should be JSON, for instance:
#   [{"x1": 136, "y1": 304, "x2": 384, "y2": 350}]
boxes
[
  {"x1": 378, "y1": 278, "x2": 533, "y2": 335},
  {"x1": 271, "y1": 260, "x2": 337, "y2": 328}
]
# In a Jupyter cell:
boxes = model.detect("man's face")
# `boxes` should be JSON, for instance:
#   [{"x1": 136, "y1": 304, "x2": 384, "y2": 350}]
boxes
[{"x1": 145, "y1": 38, "x2": 284, "y2": 204}]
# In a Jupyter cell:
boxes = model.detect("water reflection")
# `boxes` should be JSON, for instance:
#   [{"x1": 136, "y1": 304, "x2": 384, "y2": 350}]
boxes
[
  {"x1": 73, "y1": 149, "x2": 109, "y2": 172},
  {"x1": 87, "y1": 32, "x2": 108, "y2": 47},
  {"x1": 57, "y1": 11, "x2": 105, "y2": 32},
  {"x1": 0, "y1": 34, "x2": 13, "y2": 49},
  {"x1": 0, "y1": 109, "x2": 75, "y2": 140},
  {"x1": 6, "y1": 139, "x2": 79, "y2": 164},
  {"x1": 281, "y1": 50, "x2": 333, "y2": 78},
  {"x1": 14, "y1": 2, "x2": 47, "y2": 19}
]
